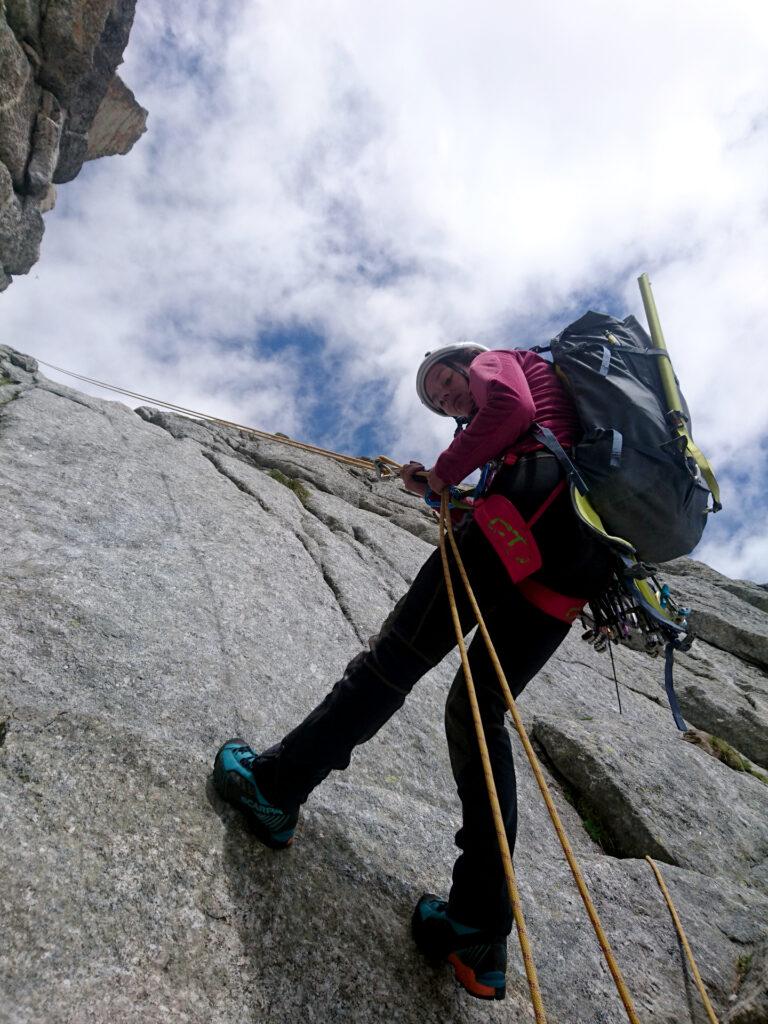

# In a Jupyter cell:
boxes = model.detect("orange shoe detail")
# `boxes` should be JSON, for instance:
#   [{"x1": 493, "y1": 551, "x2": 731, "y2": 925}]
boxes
[{"x1": 447, "y1": 953, "x2": 501, "y2": 1000}]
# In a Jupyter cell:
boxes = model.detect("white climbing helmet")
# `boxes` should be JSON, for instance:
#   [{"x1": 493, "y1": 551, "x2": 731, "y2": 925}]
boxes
[{"x1": 416, "y1": 343, "x2": 488, "y2": 416}]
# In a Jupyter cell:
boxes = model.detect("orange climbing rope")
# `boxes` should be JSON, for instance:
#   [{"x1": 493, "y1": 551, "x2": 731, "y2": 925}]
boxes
[
  {"x1": 437, "y1": 492, "x2": 548, "y2": 1021},
  {"x1": 645, "y1": 857, "x2": 720, "y2": 1024},
  {"x1": 35, "y1": 359, "x2": 398, "y2": 475},
  {"x1": 438, "y1": 491, "x2": 642, "y2": 1024}
]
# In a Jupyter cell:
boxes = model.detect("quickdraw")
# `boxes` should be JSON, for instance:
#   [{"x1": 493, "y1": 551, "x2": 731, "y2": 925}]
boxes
[{"x1": 581, "y1": 557, "x2": 694, "y2": 730}]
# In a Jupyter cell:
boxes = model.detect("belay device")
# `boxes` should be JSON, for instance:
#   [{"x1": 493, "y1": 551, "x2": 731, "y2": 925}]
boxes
[{"x1": 531, "y1": 273, "x2": 722, "y2": 729}]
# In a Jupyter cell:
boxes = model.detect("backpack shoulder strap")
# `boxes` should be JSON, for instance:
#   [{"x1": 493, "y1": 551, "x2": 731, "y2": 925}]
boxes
[{"x1": 532, "y1": 423, "x2": 590, "y2": 495}]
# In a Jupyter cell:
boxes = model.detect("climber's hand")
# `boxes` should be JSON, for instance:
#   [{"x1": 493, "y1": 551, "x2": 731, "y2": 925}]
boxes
[{"x1": 400, "y1": 461, "x2": 427, "y2": 496}]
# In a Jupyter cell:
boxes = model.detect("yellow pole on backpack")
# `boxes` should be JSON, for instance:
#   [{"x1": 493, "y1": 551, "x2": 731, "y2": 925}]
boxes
[
  {"x1": 637, "y1": 272, "x2": 681, "y2": 414},
  {"x1": 637, "y1": 272, "x2": 721, "y2": 510}
]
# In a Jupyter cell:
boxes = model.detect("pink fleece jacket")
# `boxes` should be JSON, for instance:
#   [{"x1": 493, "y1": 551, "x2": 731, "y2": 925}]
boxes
[{"x1": 433, "y1": 349, "x2": 580, "y2": 485}]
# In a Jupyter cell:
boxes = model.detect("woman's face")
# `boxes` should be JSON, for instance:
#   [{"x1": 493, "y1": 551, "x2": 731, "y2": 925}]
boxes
[{"x1": 424, "y1": 362, "x2": 473, "y2": 418}]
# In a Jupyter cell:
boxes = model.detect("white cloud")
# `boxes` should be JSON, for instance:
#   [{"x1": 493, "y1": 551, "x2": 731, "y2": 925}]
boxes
[
  {"x1": 698, "y1": 514, "x2": 768, "y2": 587},
  {"x1": 2, "y1": 0, "x2": 767, "y2": 577}
]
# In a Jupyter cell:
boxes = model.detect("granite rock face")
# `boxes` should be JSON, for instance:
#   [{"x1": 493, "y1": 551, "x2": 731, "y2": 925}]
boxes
[
  {"x1": 0, "y1": 0, "x2": 146, "y2": 290},
  {"x1": 664, "y1": 558, "x2": 768, "y2": 671},
  {"x1": 730, "y1": 940, "x2": 768, "y2": 1024},
  {"x1": 1, "y1": 344, "x2": 767, "y2": 1024},
  {"x1": 0, "y1": 160, "x2": 44, "y2": 286},
  {"x1": 0, "y1": 16, "x2": 40, "y2": 188}
]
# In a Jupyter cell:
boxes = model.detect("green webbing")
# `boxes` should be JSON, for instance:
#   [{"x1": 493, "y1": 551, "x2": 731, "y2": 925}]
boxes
[
  {"x1": 637, "y1": 273, "x2": 722, "y2": 511},
  {"x1": 685, "y1": 438, "x2": 721, "y2": 509}
]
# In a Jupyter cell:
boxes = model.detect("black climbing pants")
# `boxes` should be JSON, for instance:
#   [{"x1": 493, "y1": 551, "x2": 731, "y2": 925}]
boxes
[{"x1": 256, "y1": 457, "x2": 613, "y2": 936}]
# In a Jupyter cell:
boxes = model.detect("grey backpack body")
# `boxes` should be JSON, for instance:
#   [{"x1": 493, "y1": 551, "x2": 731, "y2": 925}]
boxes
[{"x1": 538, "y1": 310, "x2": 711, "y2": 563}]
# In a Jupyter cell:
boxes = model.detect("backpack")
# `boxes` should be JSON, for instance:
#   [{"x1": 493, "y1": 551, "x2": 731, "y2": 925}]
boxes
[
  {"x1": 531, "y1": 308, "x2": 721, "y2": 563},
  {"x1": 524, "y1": 283, "x2": 723, "y2": 730}
]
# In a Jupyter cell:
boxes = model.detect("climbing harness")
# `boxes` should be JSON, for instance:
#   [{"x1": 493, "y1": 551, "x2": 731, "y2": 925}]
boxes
[
  {"x1": 472, "y1": 481, "x2": 589, "y2": 623},
  {"x1": 413, "y1": 471, "x2": 692, "y2": 722}
]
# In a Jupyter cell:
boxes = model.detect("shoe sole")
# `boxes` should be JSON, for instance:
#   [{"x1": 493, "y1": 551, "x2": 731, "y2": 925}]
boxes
[{"x1": 212, "y1": 739, "x2": 294, "y2": 851}]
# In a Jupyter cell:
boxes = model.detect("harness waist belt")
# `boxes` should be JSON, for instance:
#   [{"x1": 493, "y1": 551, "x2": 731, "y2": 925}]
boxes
[{"x1": 517, "y1": 579, "x2": 587, "y2": 624}]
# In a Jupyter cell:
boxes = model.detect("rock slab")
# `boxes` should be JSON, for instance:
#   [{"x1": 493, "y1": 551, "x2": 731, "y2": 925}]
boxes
[{"x1": 1, "y1": 345, "x2": 767, "y2": 1023}]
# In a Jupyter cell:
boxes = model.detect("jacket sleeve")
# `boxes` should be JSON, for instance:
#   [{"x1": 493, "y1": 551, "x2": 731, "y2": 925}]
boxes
[{"x1": 433, "y1": 351, "x2": 536, "y2": 484}]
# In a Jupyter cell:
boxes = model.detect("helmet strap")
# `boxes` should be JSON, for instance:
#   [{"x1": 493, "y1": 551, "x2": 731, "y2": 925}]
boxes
[
  {"x1": 444, "y1": 360, "x2": 475, "y2": 427},
  {"x1": 442, "y1": 359, "x2": 470, "y2": 382}
]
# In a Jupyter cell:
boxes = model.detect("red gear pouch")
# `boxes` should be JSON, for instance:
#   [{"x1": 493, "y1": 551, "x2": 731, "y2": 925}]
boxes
[
  {"x1": 473, "y1": 494, "x2": 542, "y2": 583},
  {"x1": 473, "y1": 482, "x2": 587, "y2": 622}
]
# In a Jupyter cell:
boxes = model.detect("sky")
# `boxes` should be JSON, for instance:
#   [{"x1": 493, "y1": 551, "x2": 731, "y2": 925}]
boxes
[{"x1": 2, "y1": 0, "x2": 768, "y2": 581}]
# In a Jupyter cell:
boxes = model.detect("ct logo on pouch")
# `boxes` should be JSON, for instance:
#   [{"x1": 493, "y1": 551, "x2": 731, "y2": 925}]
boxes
[
  {"x1": 474, "y1": 496, "x2": 542, "y2": 583},
  {"x1": 486, "y1": 517, "x2": 531, "y2": 564}
]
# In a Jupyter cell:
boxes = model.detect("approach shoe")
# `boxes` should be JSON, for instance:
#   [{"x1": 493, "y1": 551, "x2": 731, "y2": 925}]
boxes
[
  {"x1": 412, "y1": 893, "x2": 506, "y2": 1001},
  {"x1": 213, "y1": 738, "x2": 298, "y2": 849}
]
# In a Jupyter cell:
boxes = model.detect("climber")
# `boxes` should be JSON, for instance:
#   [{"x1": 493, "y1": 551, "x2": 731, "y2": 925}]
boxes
[{"x1": 213, "y1": 343, "x2": 613, "y2": 1001}]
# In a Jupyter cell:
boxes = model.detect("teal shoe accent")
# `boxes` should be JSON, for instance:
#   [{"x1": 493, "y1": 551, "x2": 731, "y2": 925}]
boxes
[
  {"x1": 418, "y1": 897, "x2": 481, "y2": 935},
  {"x1": 213, "y1": 738, "x2": 298, "y2": 849}
]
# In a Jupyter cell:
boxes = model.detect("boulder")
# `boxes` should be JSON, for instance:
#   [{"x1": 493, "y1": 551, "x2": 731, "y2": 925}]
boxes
[
  {"x1": 532, "y1": 714, "x2": 768, "y2": 887},
  {"x1": 665, "y1": 559, "x2": 768, "y2": 670},
  {"x1": 86, "y1": 72, "x2": 147, "y2": 160},
  {"x1": 41, "y1": 0, "x2": 140, "y2": 182}
]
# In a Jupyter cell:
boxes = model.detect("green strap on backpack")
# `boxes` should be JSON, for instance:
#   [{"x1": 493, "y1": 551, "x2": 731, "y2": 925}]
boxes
[{"x1": 637, "y1": 272, "x2": 721, "y2": 513}]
